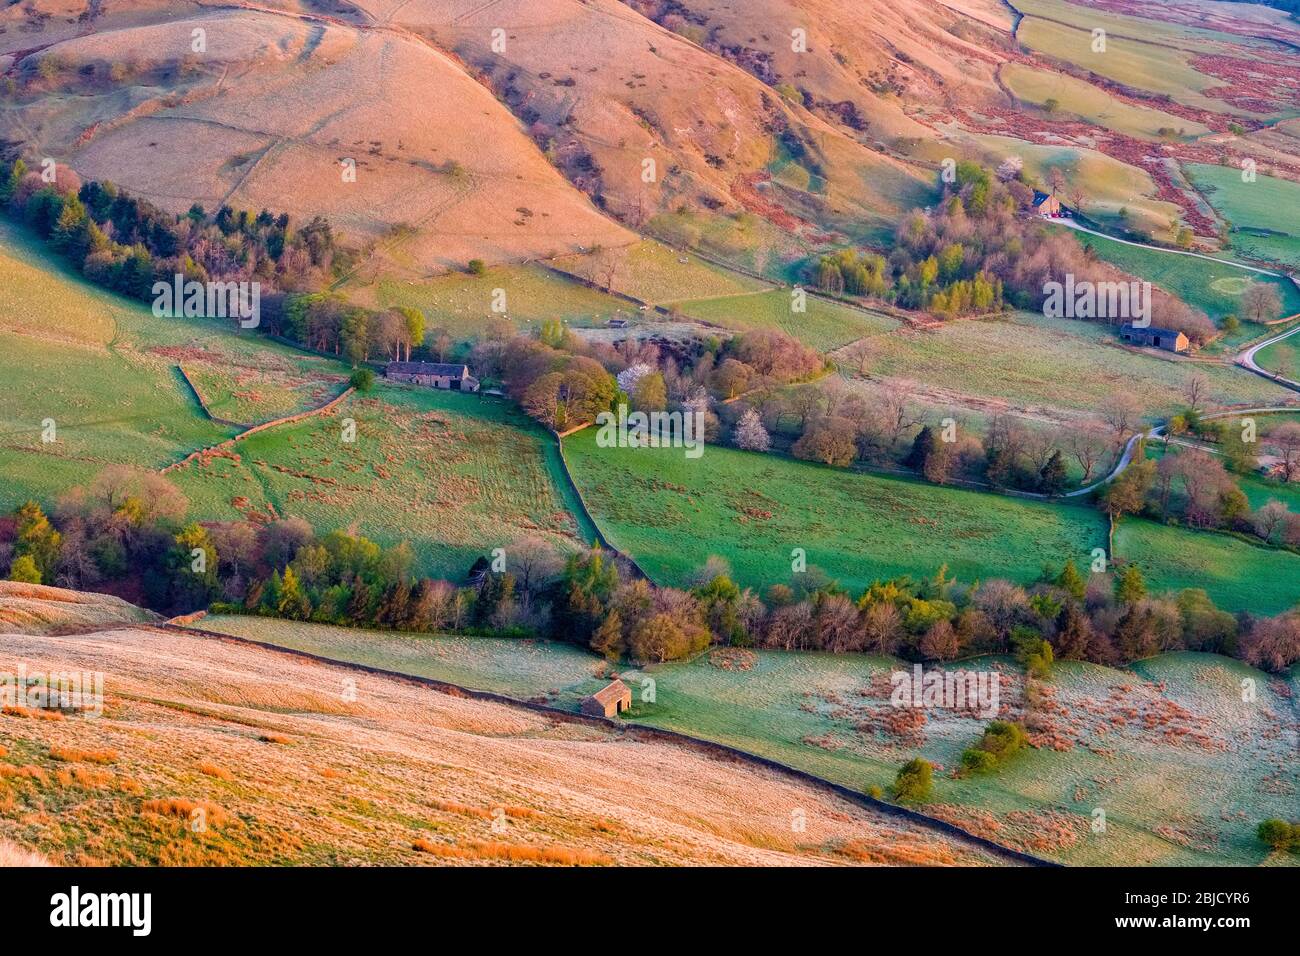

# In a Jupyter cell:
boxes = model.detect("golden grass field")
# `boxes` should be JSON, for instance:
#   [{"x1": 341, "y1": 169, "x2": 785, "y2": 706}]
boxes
[{"x1": 0, "y1": 585, "x2": 1007, "y2": 866}]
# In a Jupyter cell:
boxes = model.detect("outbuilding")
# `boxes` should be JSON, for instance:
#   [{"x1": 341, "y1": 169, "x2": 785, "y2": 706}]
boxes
[
  {"x1": 580, "y1": 679, "x2": 633, "y2": 718},
  {"x1": 1119, "y1": 323, "x2": 1189, "y2": 353},
  {"x1": 385, "y1": 361, "x2": 480, "y2": 391}
]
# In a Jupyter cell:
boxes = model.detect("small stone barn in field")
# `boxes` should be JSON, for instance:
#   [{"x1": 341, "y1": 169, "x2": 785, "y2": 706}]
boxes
[
  {"x1": 385, "y1": 361, "x2": 480, "y2": 391},
  {"x1": 1120, "y1": 323, "x2": 1189, "y2": 353},
  {"x1": 580, "y1": 679, "x2": 632, "y2": 718}
]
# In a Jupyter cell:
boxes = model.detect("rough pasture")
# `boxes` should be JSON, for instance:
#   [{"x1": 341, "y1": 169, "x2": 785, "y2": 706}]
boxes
[
  {"x1": 197, "y1": 615, "x2": 1300, "y2": 867},
  {"x1": 168, "y1": 385, "x2": 593, "y2": 579}
]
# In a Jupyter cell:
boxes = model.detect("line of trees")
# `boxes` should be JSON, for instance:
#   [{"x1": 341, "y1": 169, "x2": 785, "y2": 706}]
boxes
[
  {"x1": 759, "y1": 381, "x2": 1127, "y2": 496},
  {"x1": 0, "y1": 155, "x2": 446, "y2": 370},
  {"x1": 0, "y1": 156, "x2": 344, "y2": 299},
  {"x1": 5, "y1": 471, "x2": 1296, "y2": 672}
]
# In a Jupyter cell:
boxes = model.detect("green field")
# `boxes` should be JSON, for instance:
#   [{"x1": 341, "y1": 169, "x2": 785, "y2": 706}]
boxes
[
  {"x1": 1071, "y1": 229, "x2": 1300, "y2": 323},
  {"x1": 196, "y1": 615, "x2": 1299, "y2": 866},
  {"x1": 673, "y1": 289, "x2": 899, "y2": 351},
  {"x1": 1254, "y1": 333, "x2": 1300, "y2": 379},
  {"x1": 1114, "y1": 518, "x2": 1300, "y2": 613},
  {"x1": 1002, "y1": 63, "x2": 1211, "y2": 140},
  {"x1": 0, "y1": 220, "x2": 347, "y2": 508},
  {"x1": 181, "y1": 361, "x2": 348, "y2": 427},
  {"x1": 0, "y1": 220, "x2": 593, "y2": 577},
  {"x1": 850, "y1": 310, "x2": 1291, "y2": 420},
  {"x1": 1015, "y1": 0, "x2": 1275, "y2": 54},
  {"x1": 169, "y1": 384, "x2": 595, "y2": 579},
  {"x1": 562, "y1": 426, "x2": 1108, "y2": 589},
  {"x1": 375, "y1": 262, "x2": 636, "y2": 341},
  {"x1": 1186, "y1": 164, "x2": 1300, "y2": 268}
]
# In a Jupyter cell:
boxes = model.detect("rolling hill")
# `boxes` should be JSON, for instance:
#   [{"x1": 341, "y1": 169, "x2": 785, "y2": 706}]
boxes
[{"x1": 0, "y1": 583, "x2": 1010, "y2": 865}]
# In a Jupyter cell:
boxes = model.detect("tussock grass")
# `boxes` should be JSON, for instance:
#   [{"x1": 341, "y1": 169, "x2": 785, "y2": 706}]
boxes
[
  {"x1": 54, "y1": 766, "x2": 113, "y2": 788},
  {"x1": 0, "y1": 838, "x2": 50, "y2": 867},
  {"x1": 0, "y1": 611, "x2": 1002, "y2": 866},
  {"x1": 141, "y1": 798, "x2": 230, "y2": 829},
  {"x1": 2, "y1": 706, "x2": 63, "y2": 721},
  {"x1": 0, "y1": 765, "x2": 49, "y2": 784},
  {"x1": 49, "y1": 746, "x2": 117, "y2": 765},
  {"x1": 412, "y1": 838, "x2": 611, "y2": 866}
]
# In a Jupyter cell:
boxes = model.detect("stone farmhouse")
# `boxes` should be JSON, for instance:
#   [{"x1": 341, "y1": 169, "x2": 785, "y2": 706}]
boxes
[{"x1": 385, "y1": 361, "x2": 480, "y2": 391}]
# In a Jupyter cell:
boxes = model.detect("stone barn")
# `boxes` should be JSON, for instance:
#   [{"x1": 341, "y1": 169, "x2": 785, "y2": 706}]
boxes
[
  {"x1": 1120, "y1": 323, "x2": 1189, "y2": 353},
  {"x1": 580, "y1": 679, "x2": 633, "y2": 718},
  {"x1": 385, "y1": 361, "x2": 480, "y2": 392}
]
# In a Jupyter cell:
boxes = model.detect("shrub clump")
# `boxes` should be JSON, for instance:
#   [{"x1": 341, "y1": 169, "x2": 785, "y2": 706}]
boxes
[
  {"x1": 891, "y1": 757, "x2": 933, "y2": 803},
  {"x1": 1257, "y1": 819, "x2": 1299, "y2": 852},
  {"x1": 960, "y1": 720, "x2": 1028, "y2": 775}
]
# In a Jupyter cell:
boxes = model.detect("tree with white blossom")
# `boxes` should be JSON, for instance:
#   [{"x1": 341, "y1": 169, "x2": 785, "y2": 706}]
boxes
[{"x1": 733, "y1": 407, "x2": 771, "y2": 452}]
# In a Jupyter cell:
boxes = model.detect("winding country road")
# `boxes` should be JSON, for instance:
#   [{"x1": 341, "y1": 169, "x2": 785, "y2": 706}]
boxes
[
  {"x1": 1237, "y1": 319, "x2": 1300, "y2": 391},
  {"x1": 1055, "y1": 218, "x2": 1288, "y2": 278},
  {"x1": 1061, "y1": 404, "x2": 1300, "y2": 500}
]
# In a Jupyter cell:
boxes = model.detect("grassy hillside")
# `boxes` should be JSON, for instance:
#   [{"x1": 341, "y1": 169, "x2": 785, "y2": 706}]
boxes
[
  {"x1": 1186, "y1": 164, "x2": 1300, "y2": 268},
  {"x1": 374, "y1": 263, "x2": 635, "y2": 341},
  {"x1": 0, "y1": 7, "x2": 630, "y2": 272},
  {"x1": 1001, "y1": 63, "x2": 1211, "y2": 140},
  {"x1": 674, "y1": 290, "x2": 899, "y2": 352},
  {"x1": 0, "y1": 607, "x2": 1005, "y2": 865},
  {"x1": 551, "y1": 239, "x2": 769, "y2": 305},
  {"x1": 1013, "y1": 14, "x2": 1237, "y2": 113},
  {"x1": 562, "y1": 426, "x2": 1108, "y2": 589},
  {"x1": 168, "y1": 385, "x2": 595, "y2": 579},
  {"x1": 840, "y1": 311, "x2": 1292, "y2": 423},
  {"x1": 1114, "y1": 519, "x2": 1300, "y2": 613},
  {"x1": 0, "y1": 220, "x2": 349, "y2": 508},
  {"x1": 196, "y1": 615, "x2": 1300, "y2": 867},
  {"x1": 0, "y1": 219, "x2": 593, "y2": 578}
]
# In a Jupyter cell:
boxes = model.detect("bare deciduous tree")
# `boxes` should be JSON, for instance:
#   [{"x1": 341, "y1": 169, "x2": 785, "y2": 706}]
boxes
[
  {"x1": 1241, "y1": 280, "x2": 1283, "y2": 325},
  {"x1": 1101, "y1": 390, "x2": 1143, "y2": 439},
  {"x1": 1065, "y1": 420, "x2": 1109, "y2": 483},
  {"x1": 1269, "y1": 421, "x2": 1300, "y2": 481},
  {"x1": 1184, "y1": 372, "x2": 1208, "y2": 412}
]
